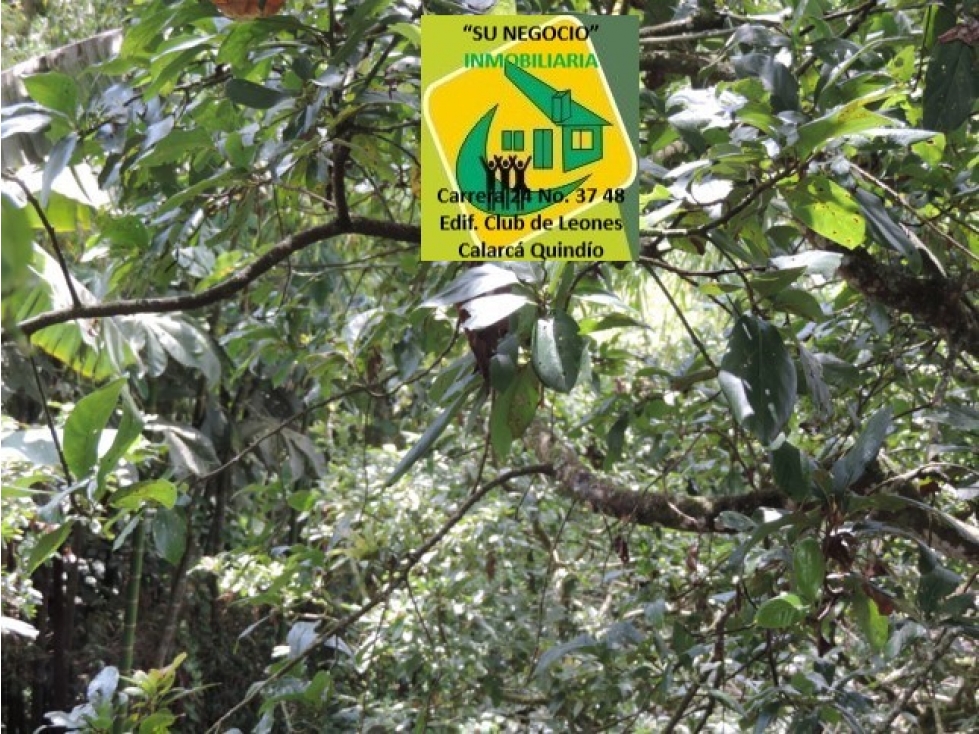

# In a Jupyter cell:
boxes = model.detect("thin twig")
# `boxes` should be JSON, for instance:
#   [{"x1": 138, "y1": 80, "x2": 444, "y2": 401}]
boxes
[
  {"x1": 3, "y1": 173, "x2": 81, "y2": 309},
  {"x1": 29, "y1": 354, "x2": 73, "y2": 484},
  {"x1": 645, "y1": 264, "x2": 718, "y2": 371}
]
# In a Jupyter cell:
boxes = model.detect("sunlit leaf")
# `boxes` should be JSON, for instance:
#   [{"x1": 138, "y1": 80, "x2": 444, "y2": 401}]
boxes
[
  {"x1": 755, "y1": 593, "x2": 806, "y2": 629},
  {"x1": 785, "y1": 176, "x2": 865, "y2": 249},
  {"x1": 63, "y1": 379, "x2": 125, "y2": 478}
]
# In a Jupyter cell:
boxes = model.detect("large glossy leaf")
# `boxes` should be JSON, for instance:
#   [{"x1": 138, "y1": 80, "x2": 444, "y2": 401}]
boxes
[
  {"x1": 771, "y1": 441, "x2": 812, "y2": 502},
  {"x1": 20, "y1": 248, "x2": 130, "y2": 380},
  {"x1": 831, "y1": 407, "x2": 892, "y2": 492},
  {"x1": 423, "y1": 264, "x2": 519, "y2": 307},
  {"x1": 489, "y1": 366, "x2": 540, "y2": 458},
  {"x1": 534, "y1": 634, "x2": 599, "y2": 677},
  {"x1": 130, "y1": 314, "x2": 221, "y2": 385},
  {"x1": 1, "y1": 111, "x2": 51, "y2": 139},
  {"x1": 532, "y1": 312, "x2": 585, "y2": 393},
  {"x1": 733, "y1": 53, "x2": 798, "y2": 112},
  {"x1": 63, "y1": 379, "x2": 126, "y2": 478},
  {"x1": 152, "y1": 508, "x2": 186, "y2": 566},
  {"x1": 718, "y1": 315, "x2": 797, "y2": 445},
  {"x1": 798, "y1": 344, "x2": 831, "y2": 418},
  {"x1": 40, "y1": 133, "x2": 78, "y2": 207},
  {"x1": 855, "y1": 189, "x2": 921, "y2": 271},
  {"x1": 923, "y1": 41, "x2": 978, "y2": 132},
  {"x1": 917, "y1": 548, "x2": 962, "y2": 613},
  {"x1": 785, "y1": 176, "x2": 865, "y2": 249},
  {"x1": 459, "y1": 293, "x2": 529, "y2": 331}
]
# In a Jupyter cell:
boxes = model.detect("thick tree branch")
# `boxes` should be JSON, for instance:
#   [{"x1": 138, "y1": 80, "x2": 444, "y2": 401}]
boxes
[
  {"x1": 13, "y1": 216, "x2": 420, "y2": 338},
  {"x1": 527, "y1": 425, "x2": 979, "y2": 563},
  {"x1": 640, "y1": 51, "x2": 735, "y2": 82},
  {"x1": 837, "y1": 248, "x2": 979, "y2": 358},
  {"x1": 528, "y1": 424, "x2": 786, "y2": 533}
]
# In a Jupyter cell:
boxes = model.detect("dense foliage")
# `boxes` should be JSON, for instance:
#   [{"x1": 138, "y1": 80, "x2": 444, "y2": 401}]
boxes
[{"x1": 2, "y1": 0, "x2": 977, "y2": 731}]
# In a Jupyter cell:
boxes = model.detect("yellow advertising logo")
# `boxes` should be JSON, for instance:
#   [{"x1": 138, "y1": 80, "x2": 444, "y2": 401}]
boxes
[{"x1": 422, "y1": 15, "x2": 638, "y2": 261}]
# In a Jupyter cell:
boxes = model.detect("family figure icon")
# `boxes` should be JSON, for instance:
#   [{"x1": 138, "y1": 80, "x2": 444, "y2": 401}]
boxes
[{"x1": 479, "y1": 154, "x2": 534, "y2": 209}]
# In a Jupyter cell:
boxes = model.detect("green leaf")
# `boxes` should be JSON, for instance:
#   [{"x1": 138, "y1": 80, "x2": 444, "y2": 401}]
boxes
[
  {"x1": 63, "y1": 379, "x2": 126, "y2": 478},
  {"x1": 97, "y1": 398, "x2": 144, "y2": 492},
  {"x1": 852, "y1": 592, "x2": 888, "y2": 652},
  {"x1": 152, "y1": 508, "x2": 186, "y2": 566},
  {"x1": 27, "y1": 520, "x2": 75, "y2": 573},
  {"x1": 41, "y1": 133, "x2": 78, "y2": 207},
  {"x1": 1, "y1": 111, "x2": 51, "y2": 138},
  {"x1": 716, "y1": 511, "x2": 756, "y2": 532},
  {"x1": 923, "y1": 41, "x2": 979, "y2": 132},
  {"x1": 217, "y1": 21, "x2": 271, "y2": 68},
  {"x1": 855, "y1": 189, "x2": 921, "y2": 271},
  {"x1": 917, "y1": 549, "x2": 962, "y2": 613},
  {"x1": 23, "y1": 72, "x2": 78, "y2": 118},
  {"x1": 532, "y1": 312, "x2": 585, "y2": 393},
  {"x1": 1, "y1": 192, "x2": 33, "y2": 297},
  {"x1": 138, "y1": 315, "x2": 221, "y2": 385},
  {"x1": 386, "y1": 382, "x2": 475, "y2": 486},
  {"x1": 390, "y1": 22, "x2": 421, "y2": 48},
  {"x1": 153, "y1": 422, "x2": 219, "y2": 478},
  {"x1": 796, "y1": 97, "x2": 894, "y2": 158},
  {"x1": 771, "y1": 442, "x2": 813, "y2": 501},
  {"x1": 603, "y1": 412, "x2": 630, "y2": 469},
  {"x1": 749, "y1": 268, "x2": 805, "y2": 298},
  {"x1": 423, "y1": 264, "x2": 519, "y2": 307},
  {"x1": 831, "y1": 407, "x2": 892, "y2": 492},
  {"x1": 225, "y1": 79, "x2": 287, "y2": 109},
  {"x1": 785, "y1": 176, "x2": 865, "y2": 249},
  {"x1": 792, "y1": 537, "x2": 825, "y2": 603},
  {"x1": 329, "y1": 0, "x2": 395, "y2": 65},
  {"x1": 490, "y1": 366, "x2": 540, "y2": 458},
  {"x1": 110, "y1": 480, "x2": 178, "y2": 511},
  {"x1": 460, "y1": 293, "x2": 529, "y2": 331},
  {"x1": 755, "y1": 593, "x2": 806, "y2": 629},
  {"x1": 771, "y1": 289, "x2": 824, "y2": 322},
  {"x1": 139, "y1": 711, "x2": 176, "y2": 734},
  {"x1": 718, "y1": 315, "x2": 797, "y2": 445},
  {"x1": 534, "y1": 634, "x2": 598, "y2": 677},
  {"x1": 733, "y1": 54, "x2": 799, "y2": 112},
  {"x1": 490, "y1": 0, "x2": 517, "y2": 15}
]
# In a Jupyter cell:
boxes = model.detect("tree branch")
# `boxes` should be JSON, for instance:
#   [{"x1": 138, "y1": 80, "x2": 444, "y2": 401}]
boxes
[
  {"x1": 640, "y1": 51, "x2": 735, "y2": 82},
  {"x1": 13, "y1": 216, "x2": 420, "y2": 338},
  {"x1": 837, "y1": 248, "x2": 979, "y2": 358},
  {"x1": 527, "y1": 424, "x2": 979, "y2": 563}
]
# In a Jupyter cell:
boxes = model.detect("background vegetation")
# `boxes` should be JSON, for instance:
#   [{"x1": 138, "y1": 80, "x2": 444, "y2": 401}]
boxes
[{"x1": 2, "y1": 0, "x2": 977, "y2": 731}]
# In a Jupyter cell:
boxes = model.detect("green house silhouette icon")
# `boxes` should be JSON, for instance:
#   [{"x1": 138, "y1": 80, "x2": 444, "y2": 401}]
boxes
[{"x1": 502, "y1": 61, "x2": 611, "y2": 173}]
